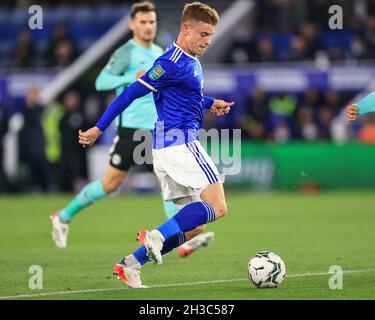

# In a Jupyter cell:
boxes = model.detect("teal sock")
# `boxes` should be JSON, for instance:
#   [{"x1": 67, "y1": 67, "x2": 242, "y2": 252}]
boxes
[
  {"x1": 161, "y1": 193, "x2": 178, "y2": 219},
  {"x1": 59, "y1": 180, "x2": 107, "y2": 222}
]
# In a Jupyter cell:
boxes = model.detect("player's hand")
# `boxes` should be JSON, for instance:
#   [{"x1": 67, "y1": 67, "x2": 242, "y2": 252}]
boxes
[
  {"x1": 210, "y1": 99, "x2": 235, "y2": 116},
  {"x1": 136, "y1": 70, "x2": 146, "y2": 80},
  {"x1": 78, "y1": 127, "x2": 102, "y2": 147},
  {"x1": 346, "y1": 105, "x2": 359, "y2": 122}
]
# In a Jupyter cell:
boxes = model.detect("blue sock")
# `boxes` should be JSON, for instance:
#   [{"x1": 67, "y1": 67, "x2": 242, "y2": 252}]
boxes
[
  {"x1": 157, "y1": 201, "x2": 215, "y2": 240},
  {"x1": 132, "y1": 232, "x2": 186, "y2": 265}
]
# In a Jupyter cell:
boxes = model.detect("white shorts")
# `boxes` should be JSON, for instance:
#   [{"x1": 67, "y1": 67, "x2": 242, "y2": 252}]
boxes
[{"x1": 153, "y1": 140, "x2": 224, "y2": 201}]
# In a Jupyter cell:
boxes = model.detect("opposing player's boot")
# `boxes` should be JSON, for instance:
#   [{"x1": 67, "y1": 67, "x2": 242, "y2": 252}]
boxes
[
  {"x1": 137, "y1": 230, "x2": 163, "y2": 265},
  {"x1": 113, "y1": 256, "x2": 147, "y2": 288},
  {"x1": 178, "y1": 231, "x2": 215, "y2": 257},
  {"x1": 50, "y1": 212, "x2": 69, "y2": 249}
]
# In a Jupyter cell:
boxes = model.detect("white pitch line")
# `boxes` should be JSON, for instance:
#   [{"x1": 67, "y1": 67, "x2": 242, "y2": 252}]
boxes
[{"x1": 1, "y1": 268, "x2": 374, "y2": 300}]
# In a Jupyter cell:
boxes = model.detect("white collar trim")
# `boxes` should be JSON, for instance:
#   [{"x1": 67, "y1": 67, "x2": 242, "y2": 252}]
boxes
[{"x1": 173, "y1": 42, "x2": 197, "y2": 60}]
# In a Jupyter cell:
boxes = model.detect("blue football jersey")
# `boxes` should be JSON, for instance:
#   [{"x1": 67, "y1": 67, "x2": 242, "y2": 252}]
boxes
[{"x1": 138, "y1": 43, "x2": 206, "y2": 149}]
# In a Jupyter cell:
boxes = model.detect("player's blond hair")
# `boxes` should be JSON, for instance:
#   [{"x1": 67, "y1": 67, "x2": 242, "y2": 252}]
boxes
[
  {"x1": 181, "y1": 2, "x2": 220, "y2": 26},
  {"x1": 130, "y1": 1, "x2": 156, "y2": 19}
]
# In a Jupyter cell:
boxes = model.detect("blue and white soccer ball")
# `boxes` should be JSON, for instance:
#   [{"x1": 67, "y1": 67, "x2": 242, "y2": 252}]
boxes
[{"x1": 248, "y1": 251, "x2": 286, "y2": 288}]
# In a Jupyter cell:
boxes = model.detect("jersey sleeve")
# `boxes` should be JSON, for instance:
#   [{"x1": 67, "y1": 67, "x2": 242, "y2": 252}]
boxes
[
  {"x1": 137, "y1": 59, "x2": 180, "y2": 92},
  {"x1": 203, "y1": 96, "x2": 214, "y2": 109},
  {"x1": 95, "y1": 81, "x2": 151, "y2": 132},
  {"x1": 96, "y1": 45, "x2": 133, "y2": 91}
]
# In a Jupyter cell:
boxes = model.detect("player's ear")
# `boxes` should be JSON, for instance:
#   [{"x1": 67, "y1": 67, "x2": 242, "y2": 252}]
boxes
[
  {"x1": 129, "y1": 20, "x2": 134, "y2": 32},
  {"x1": 181, "y1": 22, "x2": 190, "y2": 36}
]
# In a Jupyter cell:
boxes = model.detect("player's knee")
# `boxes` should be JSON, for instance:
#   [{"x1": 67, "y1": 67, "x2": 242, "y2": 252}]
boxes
[{"x1": 213, "y1": 202, "x2": 227, "y2": 219}]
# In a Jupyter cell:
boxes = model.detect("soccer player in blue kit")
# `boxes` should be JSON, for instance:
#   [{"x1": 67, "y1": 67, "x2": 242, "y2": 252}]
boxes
[
  {"x1": 79, "y1": 2, "x2": 234, "y2": 288},
  {"x1": 51, "y1": 1, "x2": 214, "y2": 256}
]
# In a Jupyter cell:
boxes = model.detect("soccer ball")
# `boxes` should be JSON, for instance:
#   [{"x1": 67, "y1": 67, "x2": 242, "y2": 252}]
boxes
[{"x1": 248, "y1": 251, "x2": 286, "y2": 288}]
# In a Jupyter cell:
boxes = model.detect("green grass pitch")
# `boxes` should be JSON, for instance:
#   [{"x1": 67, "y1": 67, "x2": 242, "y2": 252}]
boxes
[{"x1": 0, "y1": 191, "x2": 374, "y2": 300}]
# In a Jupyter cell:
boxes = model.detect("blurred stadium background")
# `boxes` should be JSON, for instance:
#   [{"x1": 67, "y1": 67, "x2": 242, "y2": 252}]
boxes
[
  {"x1": 1, "y1": 0, "x2": 375, "y2": 300},
  {"x1": 1, "y1": 0, "x2": 375, "y2": 194}
]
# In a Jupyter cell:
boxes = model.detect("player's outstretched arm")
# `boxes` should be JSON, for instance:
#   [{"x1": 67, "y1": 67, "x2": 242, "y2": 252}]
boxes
[
  {"x1": 346, "y1": 91, "x2": 375, "y2": 121},
  {"x1": 79, "y1": 81, "x2": 151, "y2": 147}
]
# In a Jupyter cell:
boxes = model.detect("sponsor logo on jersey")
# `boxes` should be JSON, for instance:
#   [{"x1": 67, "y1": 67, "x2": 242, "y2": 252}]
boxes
[{"x1": 149, "y1": 65, "x2": 165, "y2": 80}]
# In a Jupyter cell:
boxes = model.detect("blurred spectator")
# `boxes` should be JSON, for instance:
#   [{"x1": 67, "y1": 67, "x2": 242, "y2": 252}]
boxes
[
  {"x1": 247, "y1": 87, "x2": 270, "y2": 123},
  {"x1": 368, "y1": 0, "x2": 375, "y2": 15},
  {"x1": 253, "y1": 38, "x2": 276, "y2": 62},
  {"x1": 83, "y1": 93, "x2": 102, "y2": 127},
  {"x1": 294, "y1": 106, "x2": 319, "y2": 141},
  {"x1": 223, "y1": 25, "x2": 253, "y2": 64},
  {"x1": 0, "y1": 105, "x2": 10, "y2": 192},
  {"x1": 52, "y1": 40, "x2": 77, "y2": 68},
  {"x1": 241, "y1": 87, "x2": 270, "y2": 140},
  {"x1": 298, "y1": 22, "x2": 321, "y2": 60},
  {"x1": 42, "y1": 101, "x2": 64, "y2": 191},
  {"x1": 59, "y1": 90, "x2": 88, "y2": 192},
  {"x1": 306, "y1": 0, "x2": 330, "y2": 30},
  {"x1": 18, "y1": 87, "x2": 51, "y2": 192},
  {"x1": 8, "y1": 30, "x2": 35, "y2": 69},
  {"x1": 279, "y1": 0, "x2": 307, "y2": 33},
  {"x1": 363, "y1": 16, "x2": 375, "y2": 59},
  {"x1": 223, "y1": 0, "x2": 375, "y2": 64},
  {"x1": 255, "y1": 0, "x2": 280, "y2": 32},
  {"x1": 273, "y1": 123, "x2": 291, "y2": 143},
  {"x1": 269, "y1": 93, "x2": 297, "y2": 118},
  {"x1": 358, "y1": 114, "x2": 375, "y2": 143},
  {"x1": 268, "y1": 93, "x2": 297, "y2": 141},
  {"x1": 289, "y1": 36, "x2": 308, "y2": 61},
  {"x1": 302, "y1": 89, "x2": 321, "y2": 109},
  {"x1": 327, "y1": 45, "x2": 345, "y2": 61},
  {"x1": 47, "y1": 24, "x2": 78, "y2": 67},
  {"x1": 242, "y1": 119, "x2": 267, "y2": 140},
  {"x1": 318, "y1": 105, "x2": 334, "y2": 140},
  {"x1": 324, "y1": 89, "x2": 341, "y2": 112},
  {"x1": 349, "y1": 36, "x2": 369, "y2": 60},
  {"x1": 224, "y1": 42, "x2": 251, "y2": 64}
]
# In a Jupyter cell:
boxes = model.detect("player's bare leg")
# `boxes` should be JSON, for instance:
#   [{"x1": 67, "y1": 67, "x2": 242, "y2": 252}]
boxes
[
  {"x1": 176, "y1": 183, "x2": 227, "y2": 256},
  {"x1": 165, "y1": 196, "x2": 216, "y2": 257},
  {"x1": 200, "y1": 183, "x2": 228, "y2": 220},
  {"x1": 101, "y1": 165, "x2": 127, "y2": 193},
  {"x1": 178, "y1": 225, "x2": 215, "y2": 257},
  {"x1": 51, "y1": 165, "x2": 127, "y2": 249},
  {"x1": 176, "y1": 187, "x2": 224, "y2": 257}
]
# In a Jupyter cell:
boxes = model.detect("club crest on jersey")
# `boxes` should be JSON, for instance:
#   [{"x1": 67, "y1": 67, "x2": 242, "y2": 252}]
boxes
[{"x1": 149, "y1": 65, "x2": 165, "y2": 80}]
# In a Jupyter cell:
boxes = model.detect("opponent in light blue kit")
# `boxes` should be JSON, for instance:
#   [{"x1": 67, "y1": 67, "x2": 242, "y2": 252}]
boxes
[
  {"x1": 51, "y1": 2, "x2": 215, "y2": 255},
  {"x1": 98, "y1": 38, "x2": 161, "y2": 130},
  {"x1": 346, "y1": 91, "x2": 375, "y2": 121},
  {"x1": 79, "y1": 2, "x2": 234, "y2": 288}
]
